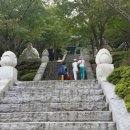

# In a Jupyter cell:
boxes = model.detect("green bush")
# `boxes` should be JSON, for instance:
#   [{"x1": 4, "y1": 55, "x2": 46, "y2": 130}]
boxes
[
  {"x1": 108, "y1": 66, "x2": 124, "y2": 85},
  {"x1": 126, "y1": 102, "x2": 130, "y2": 112},
  {"x1": 17, "y1": 61, "x2": 41, "y2": 81},
  {"x1": 112, "y1": 51, "x2": 130, "y2": 67},
  {"x1": 115, "y1": 83, "x2": 128, "y2": 98},
  {"x1": 20, "y1": 71, "x2": 36, "y2": 81},
  {"x1": 108, "y1": 66, "x2": 130, "y2": 112},
  {"x1": 124, "y1": 93, "x2": 130, "y2": 102}
]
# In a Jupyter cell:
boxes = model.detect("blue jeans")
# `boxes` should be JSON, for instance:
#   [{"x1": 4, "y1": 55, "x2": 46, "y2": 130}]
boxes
[{"x1": 80, "y1": 66, "x2": 85, "y2": 79}]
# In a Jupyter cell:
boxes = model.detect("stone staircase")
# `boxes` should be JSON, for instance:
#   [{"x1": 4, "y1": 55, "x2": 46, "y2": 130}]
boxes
[
  {"x1": 43, "y1": 54, "x2": 81, "y2": 80},
  {"x1": 43, "y1": 61, "x2": 61, "y2": 80},
  {"x1": 0, "y1": 80, "x2": 116, "y2": 130}
]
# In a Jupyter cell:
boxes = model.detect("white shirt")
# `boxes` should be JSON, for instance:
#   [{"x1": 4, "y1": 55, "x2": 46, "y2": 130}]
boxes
[
  {"x1": 78, "y1": 60, "x2": 85, "y2": 67},
  {"x1": 72, "y1": 62, "x2": 78, "y2": 71}
]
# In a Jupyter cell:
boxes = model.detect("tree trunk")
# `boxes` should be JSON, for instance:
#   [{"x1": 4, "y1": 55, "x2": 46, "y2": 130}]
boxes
[{"x1": 91, "y1": 25, "x2": 100, "y2": 50}]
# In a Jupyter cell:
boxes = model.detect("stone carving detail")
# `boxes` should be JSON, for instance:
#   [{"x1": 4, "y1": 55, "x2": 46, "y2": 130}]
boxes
[
  {"x1": 20, "y1": 43, "x2": 39, "y2": 60},
  {"x1": 0, "y1": 51, "x2": 17, "y2": 84},
  {"x1": 0, "y1": 51, "x2": 17, "y2": 67},
  {"x1": 41, "y1": 49, "x2": 49, "y2": 63},
  {"x1": 95, "y1": 48, "x2": 114, "y2": 84},
  {"x1": 96, "y1": 48, "x2": 112, "y2": 64},
  {"x1": 42, "y1": 49, "x2": 49, "y2": 56}
]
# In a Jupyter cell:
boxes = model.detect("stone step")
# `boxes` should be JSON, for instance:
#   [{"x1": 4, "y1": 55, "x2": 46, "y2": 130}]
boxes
[
  {"x1": 0, "y1": 95, "x2": 105, "y2": 104},
  {"x1": 12, "y1": 83, "x2": 100, "y2": 89},
  {"x1": 0, "y1": 122, "x2": 116, "y2": 130},
  {"x1": 14, "y1": 80, "x2": 98, "y2": 88},
  {"x1": 9, "y1": 86, "x2": 101, "y2": 92},
  {"x1": 5, "y1": 89, "x2": 103, "y2": 97},
  {"x1": 0, "y1": 102, "x2": 108, "y2": 112},
  {"x1": 0, "y1": 111, "x2": 112, "y2": 122}
]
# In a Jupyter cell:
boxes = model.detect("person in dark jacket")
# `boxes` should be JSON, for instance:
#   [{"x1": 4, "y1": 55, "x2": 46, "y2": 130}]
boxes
[{"x1": 48, "y1": 46, "x2": 54, "y2": 61}]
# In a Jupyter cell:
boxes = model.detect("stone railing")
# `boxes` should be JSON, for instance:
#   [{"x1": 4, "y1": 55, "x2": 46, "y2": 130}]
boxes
[
  {"x1": 0, "y1": 79, "x2": 11, "y2": 96},
  {"x1": 95, "y1": 49, "x2": 130, "y2": 130},
  {"x1": 101, "y1": 81, "x2": 130, "y2": 130},
  {"x1": 34, "y1": 50, "x2": 67, "y2": 81},
  {"x1": 57, "y1": 50, "x2": 67, "y2": 63},
  {"x1": 0, "y1": 51, "x2": 18, "y2": 96},
  {"x1": 33, "y1": 49, "x2": 49, "y2": 81}
]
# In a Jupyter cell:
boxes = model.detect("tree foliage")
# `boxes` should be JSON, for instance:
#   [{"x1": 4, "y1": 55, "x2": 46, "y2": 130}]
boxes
[
  {"x1": 0, "y1": 0, "x2": 130, "y2": 56},
  {"x1": 0, "y1": 0, "x2": 71, "y2": 56}
]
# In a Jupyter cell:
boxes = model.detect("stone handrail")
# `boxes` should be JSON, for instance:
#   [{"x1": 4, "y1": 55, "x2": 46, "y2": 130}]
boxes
[
  {"x1": 57, "y1": 50, "x2": 67, "y2": 63},
  {"x1": 33, "y1": 49, "x2": 49, "y2": 81},
  {"x1": 0, "y1": 79, "x2": 11, "y2": 97},
  {"x1": 34, "y1": 50, "x2": 67, "y2": 81},
  {"x1": 101, "y1": 81, "x2": 130, "y2": 130}
]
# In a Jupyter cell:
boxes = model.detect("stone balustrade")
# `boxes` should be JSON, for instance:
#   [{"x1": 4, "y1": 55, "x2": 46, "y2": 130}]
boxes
[
  {"x1": 0, "y1": 51, "x2": 18, "y2": 96},
  {"x1": 0, "y1": 51, "x2": 17, "y2": 85},
  {"x1": 33, "y1": 49, "x2": 49, "y2": 81}
]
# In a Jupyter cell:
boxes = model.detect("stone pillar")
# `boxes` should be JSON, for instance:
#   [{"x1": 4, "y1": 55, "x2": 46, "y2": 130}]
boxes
[
  {"x1": 0, "y1": 51, "x2": 17, "y2": 85},
  {"x1": 95, "y1": 48, "x2": 114, "y2": 84},
  {"x1": 41, "y1": 49, "x2": 49, "y2": 63}
]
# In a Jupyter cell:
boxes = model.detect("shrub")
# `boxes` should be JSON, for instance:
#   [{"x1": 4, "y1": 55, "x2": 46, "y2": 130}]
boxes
[
  {"x1": 124, "y1": 93, "x2": 130, "y2": 102},
  {"x1": 108, "y1": 66, "x2": 130, "y2": 112},
  {"x1": 120, "y1": 66, "x2": 130, "y2": 78},
  {"x1": 17, "y1": 61, "x2": 41, "y2": 81},
  {"x1": 108, "y1": 66, "x2": 124, "y2": 85},
  {"x1": 20, "y1": 71, "x2": 36, "y2": 81},
  {"x1": 126, "y1": 102, "x2": 130, "y2": 112},
  {"x1": 112, "y1": 51, "x2": 130, "y2": 67},
  {"x1": 115, "y1": 83, "x2": 128, "y2": 98}
]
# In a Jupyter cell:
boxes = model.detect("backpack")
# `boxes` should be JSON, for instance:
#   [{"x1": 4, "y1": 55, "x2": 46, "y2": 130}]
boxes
[{"x1": 58, "y1": 66, "x2": 65, "y2": 75}]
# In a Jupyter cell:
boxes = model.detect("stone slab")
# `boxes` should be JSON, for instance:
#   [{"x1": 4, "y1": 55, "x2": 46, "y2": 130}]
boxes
[
  {"x1": 0, "y1": 95, "x2": 105, "y2": 103},
  {"x1": 0, "y1": 111, "x2": 112, "y2": 122},
  {"x1": 0, "y1": 122, "x2": 116, "y2": 130},
  {"x1": 5, "y1": 89, "x2": 103, "y2": 96},
  {"x1": 0, "y1": 102, "x2": 108, "y2": 112}
]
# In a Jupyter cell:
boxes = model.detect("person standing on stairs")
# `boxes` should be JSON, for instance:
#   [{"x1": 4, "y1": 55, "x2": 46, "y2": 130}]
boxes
[
  {"x1": 78, "y1": 57, "x2": 85, "y2": 80},
  {"x1": 72, "y1": 59, "x2": 78, "y2": 80},
  {"x1": 48, "y1": 46, "x2": 54, "y2": 61},
  {"x1": 58, "y1": 62, "x2": 68, "y2": 80},
  {"x1": 62, "y1": 62, "x2": 68, "y2": 80}
]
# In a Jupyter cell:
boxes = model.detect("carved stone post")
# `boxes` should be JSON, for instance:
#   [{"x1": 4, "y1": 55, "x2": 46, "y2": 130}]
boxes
[
  {"x1": 41, "y1": 49, "x2": 49, "y2": 63},
  {"x1": 0, "y1": 51, "x2": 17, "y2": 85},
  {"x1": 95, "y1": 48, "x2": 114, "y2": 84}
]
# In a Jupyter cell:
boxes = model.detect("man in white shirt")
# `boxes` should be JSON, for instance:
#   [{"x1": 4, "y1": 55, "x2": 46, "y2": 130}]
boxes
[{"x1": 72, "y1": 59, "x2": 78, "y2": 80}]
